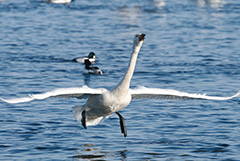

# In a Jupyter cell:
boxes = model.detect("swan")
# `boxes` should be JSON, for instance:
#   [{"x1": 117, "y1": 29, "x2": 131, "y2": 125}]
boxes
[
  {"x1": 73, "y1": 52, "x2": 96, "y2": 64},
  {"x1": 1, "y1": 33, "x2": 240, "y2": 137},
  {"x1": 45, "y1": 0, "x2": 71, "y2": 4},
  {"x1": 83, "y1": 59, "x2": 103, "y2": 75}
]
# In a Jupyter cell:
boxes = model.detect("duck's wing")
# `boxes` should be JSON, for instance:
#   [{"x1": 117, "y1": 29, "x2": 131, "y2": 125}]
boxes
[
  {"x1": 130, "y1": 86, "x2": 240, "y2": 101},
  {"x1": 0, "y1": 86, "x2": 104, "y2": 104},
  {"x1": 72, "y1": 57, "x2": 86, "y2": 63}
]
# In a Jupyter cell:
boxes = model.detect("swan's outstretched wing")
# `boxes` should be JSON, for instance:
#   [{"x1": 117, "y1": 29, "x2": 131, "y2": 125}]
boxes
[
  {"x1": 0, "y1": 96, "x2": 35, "y2": 104},
  {"x1": 130, "y1": 86, "x2": 240, "y2": 101},
  {"x1": 0, "y1": 86, "x2": 104, "y2": 104}
]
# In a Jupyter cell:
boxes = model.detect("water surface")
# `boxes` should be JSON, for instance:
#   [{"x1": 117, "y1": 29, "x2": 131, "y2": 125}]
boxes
[{"x1": 0, "y1": 0, "x2": 240, "y2": 160}]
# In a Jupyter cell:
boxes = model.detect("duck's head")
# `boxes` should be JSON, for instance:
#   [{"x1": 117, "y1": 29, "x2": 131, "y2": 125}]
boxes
[
  {"x1": 88, "y1": 52, "x2": 96, "y2": 58},
  {"x1": 133, "y1": 33, "x2": 146, "y2": 47}
]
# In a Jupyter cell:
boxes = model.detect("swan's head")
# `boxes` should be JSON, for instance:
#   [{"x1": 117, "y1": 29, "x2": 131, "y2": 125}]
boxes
[
  {"x1": 133, "y1": 33, "x2": 146, "y2": 47},
  {"x1": 88, "y1": 52, "x2": 96, "y2": 58}
]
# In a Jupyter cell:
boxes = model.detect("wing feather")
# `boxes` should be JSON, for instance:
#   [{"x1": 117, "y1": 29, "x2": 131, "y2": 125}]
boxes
[
  {"x1": 0, "y1": 96, "x2": 34, "y2": 104},
  {"x1": 130, "y1": 86, "x2": 240, "y2": 101},
  {"x1": 1, "y1": 85, "x2": 104, "y2": 104}
]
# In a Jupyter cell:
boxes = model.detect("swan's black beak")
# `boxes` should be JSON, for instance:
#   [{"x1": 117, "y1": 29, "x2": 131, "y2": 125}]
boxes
[{"x1": 138, "y1": 33, "x2": 146, "y2": 41}]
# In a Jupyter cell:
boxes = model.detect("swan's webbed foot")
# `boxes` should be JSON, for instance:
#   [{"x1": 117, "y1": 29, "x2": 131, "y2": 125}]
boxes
[
  {"x1": 116, "y1": 112, "x2": 127, "y2": 137},
  {"x1": 81, "y1": 110, "x2": 87, "y2": 129}
]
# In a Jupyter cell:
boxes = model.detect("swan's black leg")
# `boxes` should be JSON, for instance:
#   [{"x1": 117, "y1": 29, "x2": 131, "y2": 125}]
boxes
[
  {"x1": 116, "y1": 112, "x2": 127, "y2": 137},
  {"x1": 81, "y1": 110, "x2": 87, "y2": 129}
]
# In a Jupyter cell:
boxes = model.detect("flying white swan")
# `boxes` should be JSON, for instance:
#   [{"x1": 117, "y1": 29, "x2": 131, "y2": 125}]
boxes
[
  {"x1": 1, "y1": 33, "x2": 240, "y2": 137},
  {"x1": 72, "y1": 52, "x2": 96, "y2": 64},
  {"x1": 83, "y1": 59, "x2": 103, "y2": 75}
]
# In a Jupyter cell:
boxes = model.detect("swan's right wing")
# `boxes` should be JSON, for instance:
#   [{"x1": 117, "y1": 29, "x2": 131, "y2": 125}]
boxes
[
  {"x1": 1, "y1": 85, "x2": 104, "y2": 104},
  {"x1": 130, "y1": 86, "x2": 240, "y2": 101}
]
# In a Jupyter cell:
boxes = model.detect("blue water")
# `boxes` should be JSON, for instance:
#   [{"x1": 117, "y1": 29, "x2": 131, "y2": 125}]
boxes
[{"x1": 0, "y1": 0, "x2": 240, "y2": 160}]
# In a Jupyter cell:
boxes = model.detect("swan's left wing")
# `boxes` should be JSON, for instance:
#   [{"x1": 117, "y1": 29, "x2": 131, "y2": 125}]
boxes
[
  {"x1": 130, "y1": 86, "x2": 240, "y2": 101},
  {"x1": 0, "y1": 86, "x2": 104, "y2": 104}
]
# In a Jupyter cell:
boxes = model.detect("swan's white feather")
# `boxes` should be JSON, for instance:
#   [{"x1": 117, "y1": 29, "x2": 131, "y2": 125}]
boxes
[
  {"x1": 0, "y1": 96, "x2": 34, "y2": 104},
  {"x1": 73, "y1": 105, "x2": 105, "y2": 126},
  {"x1": 1, "y1": 86, "x2": 104, "y2": 104},
  {"x1": 130, "y1": 86, "x2": 240, "y2": 101},
  {"x1": 1, "y1": 85, "x2": 240, "y2": 104},
  {"x1": 30, "y1": 86, "x2": 104, "y2": 99}
]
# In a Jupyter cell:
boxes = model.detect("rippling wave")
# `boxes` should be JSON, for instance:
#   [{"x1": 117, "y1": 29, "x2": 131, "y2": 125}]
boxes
[{"x1": 0, "y1": 0, "x2": 240, "y2": 160}]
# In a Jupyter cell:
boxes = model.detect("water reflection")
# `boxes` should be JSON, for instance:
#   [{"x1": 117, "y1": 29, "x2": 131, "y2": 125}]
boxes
[
  {"x1": 116, "y1": 149, "x2": 128, "y2": 160},
  {"x1": 73, "y1": 144, "x2": 104, "y2": 160},
  {"x1": 83, "y1": 74, "x2": 91, "y2": 86},
  {"x1": 196, "y1": 0, "x2": 225, "y2": 9},
  {"x1": 73, "y1": 144, "x2": 128, "y2": 160},
  {"x1": 153, "y1": 0, "x2": 165, "y2": 9},
  {"x1": 117, "y1": 0, "x2": 166, "y2": 28},
  {"x1": 73, "y1": 154, "x2": 105, "y2": 160},
  {"x1": 118, "y1": 5, "x2": 142, "y2": 26}
]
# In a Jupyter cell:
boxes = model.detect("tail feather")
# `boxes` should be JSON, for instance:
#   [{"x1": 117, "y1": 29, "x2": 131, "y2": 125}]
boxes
[
  {"x1": 87, "y1": 116, "x2": 104, "y2": 126},
  {"x1": 72, "y1": 105, "x2": 104, "y2": 127},
  {"x1": 72, "y1": 105, "x2": 85, "y2": 123}
]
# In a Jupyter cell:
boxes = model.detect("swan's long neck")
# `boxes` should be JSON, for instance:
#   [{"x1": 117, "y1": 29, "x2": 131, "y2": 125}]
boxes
[{"x1": 113, "y1": 42, "x2": 143, "y2": 95}]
